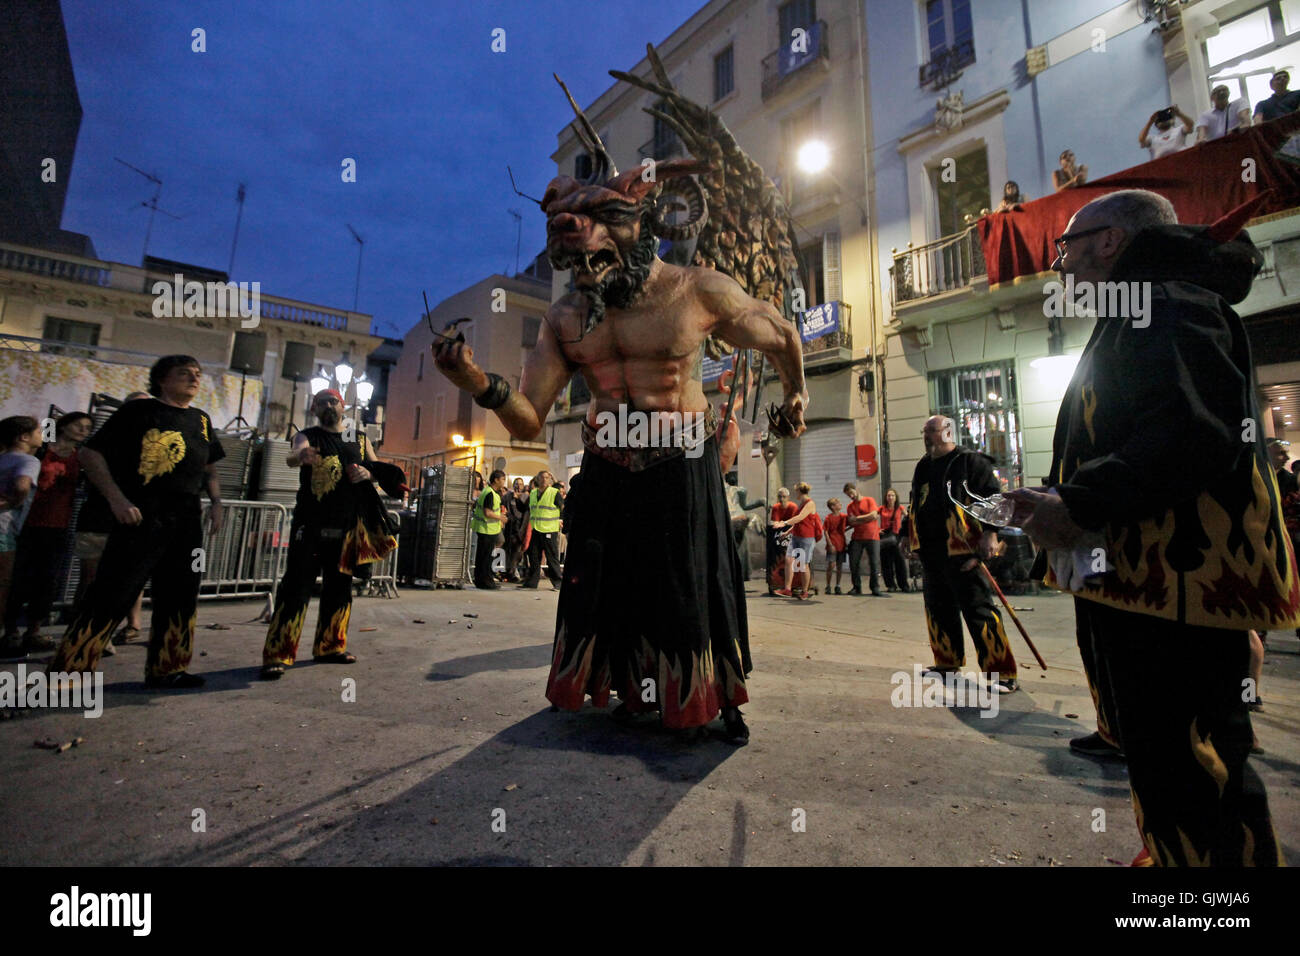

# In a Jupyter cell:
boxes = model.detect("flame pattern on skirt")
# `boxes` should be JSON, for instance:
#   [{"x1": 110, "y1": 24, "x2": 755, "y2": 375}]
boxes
[{"x1": 1048, "y1": 459, "x2": 1300, "y2": 630}]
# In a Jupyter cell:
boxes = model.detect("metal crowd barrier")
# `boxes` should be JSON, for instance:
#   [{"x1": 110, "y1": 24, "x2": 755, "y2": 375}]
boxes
[
  {"x1": 198, "y1": 500, "x2": 290, "y2": 601},
  {"x1": 354, "y1": 509, "x2": 401, "y2": 598}
]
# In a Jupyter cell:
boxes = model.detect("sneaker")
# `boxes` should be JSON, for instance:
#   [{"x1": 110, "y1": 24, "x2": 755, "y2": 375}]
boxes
[
  {"x1": 1069, "y1": 731, "x2": 1124, "y2": 758},
  {"x1": 112, "y1": 626, "x2": 141, "y2": 646},
  {"x1": 101, "y1": 642, "x2": 116, "y2": 657},
  {"x1": 847, "y1": 588, "x2": 863, "y2": 596},
  {"x1": 144, "y1": 671, "x2": 206, "y2": 689},
  {"x1": 993, "y1": 677, "x2": 1018, "y2": 694},
  {"x1": 775, "y1": 588, "x2": 793, "y2": 597},
  {"x1": 834, "y1": 586, "x2": 842, "y2": 595}
]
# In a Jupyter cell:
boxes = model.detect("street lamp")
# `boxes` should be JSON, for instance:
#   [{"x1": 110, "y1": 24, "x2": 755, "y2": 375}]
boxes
[
  {"x1": 334, "y1": 360, "x2": 354, "y2": 389},
  {"x1": 356, "y1": 378, "x2": 375, "y2": 407},
  {"x1": 796, "y1": 139, "x2": 831, "y2": 175}
]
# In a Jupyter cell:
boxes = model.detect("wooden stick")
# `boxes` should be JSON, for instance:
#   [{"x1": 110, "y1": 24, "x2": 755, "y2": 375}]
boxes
[{"x1": 980, "y1": 561, "x2": 1047, "y2": 671}]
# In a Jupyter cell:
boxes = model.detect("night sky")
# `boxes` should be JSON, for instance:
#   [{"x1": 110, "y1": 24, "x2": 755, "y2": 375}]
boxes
[{"x1": 58, "y1": 0, "x2": 709, "y2": 339}]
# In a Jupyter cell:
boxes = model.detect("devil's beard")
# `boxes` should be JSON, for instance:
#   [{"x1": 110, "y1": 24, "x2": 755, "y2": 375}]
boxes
[
  {"x1": 318, "y1": 407, "x2": 341, "y2": 428},
  {"x1": 578, "y1": 214, "x2": 659, "y2": 332}
]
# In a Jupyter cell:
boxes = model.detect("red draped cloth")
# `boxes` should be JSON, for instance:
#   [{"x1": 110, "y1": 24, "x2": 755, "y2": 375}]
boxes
[{"x1": 978, "y1": 112, "x2": 1300, "y2": 285}]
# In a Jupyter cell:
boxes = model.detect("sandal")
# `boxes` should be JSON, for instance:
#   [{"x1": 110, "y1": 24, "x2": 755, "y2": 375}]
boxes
[
  {"x1": 260, "y1": 665, "x2": 285, "y2": 680},
  {"x1": 314, "y1": 652, "x2": 356, "y2": 664}
]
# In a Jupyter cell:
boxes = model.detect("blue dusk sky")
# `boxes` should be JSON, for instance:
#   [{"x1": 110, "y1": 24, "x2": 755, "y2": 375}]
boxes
[{"x1": 58, "y1": 0, "x2": 709, "y2": 339}]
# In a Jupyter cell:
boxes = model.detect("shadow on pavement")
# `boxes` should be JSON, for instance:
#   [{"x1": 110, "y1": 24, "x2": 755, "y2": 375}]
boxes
[
  {"x1": 426, "y1": 644, "x2": 552, "y2": 682},
  {"x1": 157, "y1": 706, "x2": 741, "y2": 865}
]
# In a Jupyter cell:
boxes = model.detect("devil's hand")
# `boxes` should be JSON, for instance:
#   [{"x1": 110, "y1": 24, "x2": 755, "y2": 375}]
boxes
[
  {"x1": 431, "y1": 336, "x2": 487, "y2": 396},
  {"x1": 778, "y1": 391, "x2": 808, "y2": 439}
]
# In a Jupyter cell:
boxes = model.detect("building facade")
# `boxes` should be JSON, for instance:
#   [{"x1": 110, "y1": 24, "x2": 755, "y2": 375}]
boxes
[
  {"x1": 0, "y1": 241, "x2": 382, "y2": 432},
  {"x1": 544, "y1": 0, "x2": 888, "y2": 508},
  {"x1": 868, "y1": 0, "x2": 1300, "y2": 494},
  {"x1": 382, "y1": 272, "x2": 554, "y2": 482}
]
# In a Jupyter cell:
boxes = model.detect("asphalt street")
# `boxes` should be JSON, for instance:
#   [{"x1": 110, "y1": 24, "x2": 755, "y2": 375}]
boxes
[{"x1": 1, "y1": 578, "x2": 1296, "y2": 866}]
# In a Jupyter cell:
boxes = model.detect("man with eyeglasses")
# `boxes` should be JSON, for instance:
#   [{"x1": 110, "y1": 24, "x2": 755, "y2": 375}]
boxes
[
  {"x1": 1010, "y1": 189, "x2": 1299, "y2": 866},
  {"x1": 50, "y1": 355, "x2": 224, "y2": 688}
]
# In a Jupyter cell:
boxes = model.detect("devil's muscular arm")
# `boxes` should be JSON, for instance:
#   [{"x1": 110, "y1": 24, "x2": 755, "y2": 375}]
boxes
[
  {"x1": 698, "y1": 268, "x2": 808, "y2": 434},
  {"x1": 431, "y1": 300, "x2": 575, "y2": 441}
]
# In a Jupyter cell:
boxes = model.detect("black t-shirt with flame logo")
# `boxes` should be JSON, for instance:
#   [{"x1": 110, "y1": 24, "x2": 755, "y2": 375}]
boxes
[
  {"x1": 294, "y1": 426, "x2": 368, "y2": 529},
  {"x1": 85, "y1": 398, "x2": 224, "y2": 512}
]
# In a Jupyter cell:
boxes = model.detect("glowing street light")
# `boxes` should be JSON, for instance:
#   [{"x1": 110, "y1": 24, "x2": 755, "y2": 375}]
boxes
[
  {"x1": 356, "y1": 378, "x2": 375, "y2": 406},
  {"x1": 452, "y1": 434, "x2": 466, "y2": 447},
  {"x1": 796, "y1": 139, "x2": 831, "y2": 175},
  {"x1": 334, "y1": 360, "x2": 354, "y2": 388}
]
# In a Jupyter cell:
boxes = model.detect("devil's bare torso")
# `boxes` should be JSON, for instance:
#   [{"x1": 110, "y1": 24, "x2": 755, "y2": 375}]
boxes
[{"x1": 550, "y1": 259, "x2": 718, "y2": 425}]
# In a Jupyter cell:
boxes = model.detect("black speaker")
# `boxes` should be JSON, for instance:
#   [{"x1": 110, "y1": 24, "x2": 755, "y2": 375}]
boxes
[
  {"x1": 230, "y1": 331, "x2": 267, "y2": 375},
  {"x1": 282, "y1": 341, "x2": 315, "y2": 382}
]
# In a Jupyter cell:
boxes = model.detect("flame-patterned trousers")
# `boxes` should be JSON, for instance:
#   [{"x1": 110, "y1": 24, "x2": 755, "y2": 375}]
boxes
[
  {"x1": 546, "y1": 434, "x2": 751, "y2": 729},
  {"x1": 49, "y1": 506, "x2": 201, "y2": 678},
  {"x1": 919, "y1": 549, "x2": 1017, "y2": 679},
  {"x1": 1077, "y1": 599, "x2": 1280, "y2": 866},
  {"x1": 262, "y1": 522, "x2": 352, "y2": 667}
]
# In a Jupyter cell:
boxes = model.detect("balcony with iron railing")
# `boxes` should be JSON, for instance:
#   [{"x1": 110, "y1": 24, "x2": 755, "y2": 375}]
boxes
[
  {"x1": 761, "y1": 19, "x2": 829, "y2": 101},
  {"x1": 889, "y1": 226, "x2": 986, "y2": 307},
  {"x1": 0, "y1": 241, "x2": 374, "y2": 336},
  {"x1": 919, "y1": 37, "x2": 975, "y2": 90}
]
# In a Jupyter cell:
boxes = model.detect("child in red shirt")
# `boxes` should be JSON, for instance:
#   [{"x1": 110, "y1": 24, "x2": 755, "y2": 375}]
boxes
[{"x1": 823, "y1": 497, "x2": 848, "y2": 594}]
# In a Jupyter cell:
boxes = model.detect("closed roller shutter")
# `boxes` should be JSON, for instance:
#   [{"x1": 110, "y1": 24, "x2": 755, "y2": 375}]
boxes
[{"x1": 782, "y1": 420, "x2": 857, "y2": 570}]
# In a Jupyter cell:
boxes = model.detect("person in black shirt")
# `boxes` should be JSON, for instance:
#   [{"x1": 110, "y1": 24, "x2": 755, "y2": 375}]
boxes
[
  {"x1": 1253, "y1": 70, "x2": 1300, "y2": 123},
  {"x1": 49, "y1": 356, "x2": 224, "y2": 687},
  {"x1": 261, "y1": 389, "x2": 393, "y2": 679},
  {"x1": 908, "y1": 415, "x2": 1018, "y2": 693}
]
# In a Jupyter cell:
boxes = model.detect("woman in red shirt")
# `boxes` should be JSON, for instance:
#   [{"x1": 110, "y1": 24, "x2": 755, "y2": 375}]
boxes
[
  {"x1": 878, "y1": 488, "x2": 911, "y2": 592},
  {"x1": 772, "y1": 481, "x2": 817, "y2": 599},
  {"x1": 823, "y1": 497, "x2": 848, "y2": 594},
  {"x1": 3, "y1": 412, "x2": 93, "y2": 648}
]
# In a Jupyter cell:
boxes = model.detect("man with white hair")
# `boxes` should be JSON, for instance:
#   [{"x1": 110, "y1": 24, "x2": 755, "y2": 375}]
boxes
[
  {"x1": 1196, "y1": 85, "x2": 1251, "y2": 143},
  {"x1": 908, "y1": 415, "x2": 1018, "y2": 693},
  {"x1": 1012, "y1": 188, "x2": 1299, "y2": 866}
]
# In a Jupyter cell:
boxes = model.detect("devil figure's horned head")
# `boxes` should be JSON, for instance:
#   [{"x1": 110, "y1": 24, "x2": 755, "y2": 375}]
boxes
[{"x1": 544, "y1": 75, "x2": 711, "y2": 298}]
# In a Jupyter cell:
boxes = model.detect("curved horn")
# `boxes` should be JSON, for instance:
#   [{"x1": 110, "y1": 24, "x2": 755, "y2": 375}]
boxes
[
  {"x1": 554, "y1": 73, "x2": 618, "y2": 183},
  {"x1": 651, "y1": 175, "x2": 708, "y2": 241}
]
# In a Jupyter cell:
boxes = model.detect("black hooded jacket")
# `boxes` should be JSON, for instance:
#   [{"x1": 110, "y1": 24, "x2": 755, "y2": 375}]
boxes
[{"x1": 1045, "y1": 224, "x2": 1300, "y2": 629}]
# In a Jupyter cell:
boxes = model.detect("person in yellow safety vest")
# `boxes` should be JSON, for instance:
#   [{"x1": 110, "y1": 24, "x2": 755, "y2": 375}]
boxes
[
  {"x1": 472, "y1": 469, "x2": 507, "y2": 589},
  {"x1": 522, "y1": 470, "x2": 563, "y2": 589}
]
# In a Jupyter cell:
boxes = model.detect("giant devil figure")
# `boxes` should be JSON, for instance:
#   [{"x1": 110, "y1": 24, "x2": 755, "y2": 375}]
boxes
[{"x1": 433, "y1": 49, "x2": 809, "y2": 741}]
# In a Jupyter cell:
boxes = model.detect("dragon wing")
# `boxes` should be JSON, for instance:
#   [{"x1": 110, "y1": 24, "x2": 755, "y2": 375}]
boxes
[{"x1": 611, "y1": 44, "x2": 805, "y2": 360}]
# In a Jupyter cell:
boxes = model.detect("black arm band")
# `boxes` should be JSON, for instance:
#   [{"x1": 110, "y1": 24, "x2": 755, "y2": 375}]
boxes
[{"x1": 474, "y1": 373, "x2": 512, "y2": 410}]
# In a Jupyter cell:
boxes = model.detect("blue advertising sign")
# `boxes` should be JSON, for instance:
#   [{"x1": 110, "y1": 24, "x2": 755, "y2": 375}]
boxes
[
  {"x1": 702, "y1": 353, "x2": 731, "y2": 383},
  {"x1": 799, "y1": 301, "x2": 839, "y2": 343},
  {"x1": 779, "y1": 20, "x2": 823, "y2": 76}
]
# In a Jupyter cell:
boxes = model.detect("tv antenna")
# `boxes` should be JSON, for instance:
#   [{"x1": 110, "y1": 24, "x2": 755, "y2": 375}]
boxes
[
  {"x1": 346, "y1": 223, "x2": 365, "y2": 312},
  {"x1": 508, "y1": 208, "x2": 522, "y2": 275},
  {"x1": 115, "y1": 157, "x2": 182, "y2": 262},
  {"x1": 228, "y1": 182, "x2": 247, "y2": 274}
]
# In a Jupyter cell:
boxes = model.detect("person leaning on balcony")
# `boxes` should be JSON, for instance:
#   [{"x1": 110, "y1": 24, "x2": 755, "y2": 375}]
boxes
[
  {"x1": 1196, "y1": 85, "x2": 1251, "y2": 143},
  {"x1": 1139, "y1": 105, "x2": 1194, "y2": 160},
  {"x1": 1254, "y1": 70, "x2": 1300, "y2": 123},
  {"x1": 1010, "y1": 188, "x2": 1299, "y2": 865},
  {"x1": 993, "y1": 180, "x2": 1028, "y2": 213},
  {"x1": 1052, "y1": 150, "x2": 1088, "y2": 192},
  {"x1": 49, "y1": 356, "x2": 224, "y2": 688}
]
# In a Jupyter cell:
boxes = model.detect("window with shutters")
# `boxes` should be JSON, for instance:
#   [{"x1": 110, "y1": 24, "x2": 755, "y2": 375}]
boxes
[
  {"x1": 522, "y1": 316, "x2": 541, "y2": 348},
  {"x1": 714, "y1": 45, "x2": 735, "y2": 101},
  {"x1": 800, "y1": 241, "x2": 824, "y2": 306},
  {"x1": 928, "y1": 360, "x2": 1023, "y2": 487},
  {"x1": 779, "y1": 0, "x2": 816, "y2": 40},
  {"x1": 43, "y1": 316, "x2": 100, "y2": 359},
  {"x1": 822, "y1": 231, "x2": 842, "y2": 303}
]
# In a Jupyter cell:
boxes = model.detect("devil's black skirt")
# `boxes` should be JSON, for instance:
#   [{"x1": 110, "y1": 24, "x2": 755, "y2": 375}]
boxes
[{"x1": 545, "y1": 434, "x2": 752, "y2": 728}]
